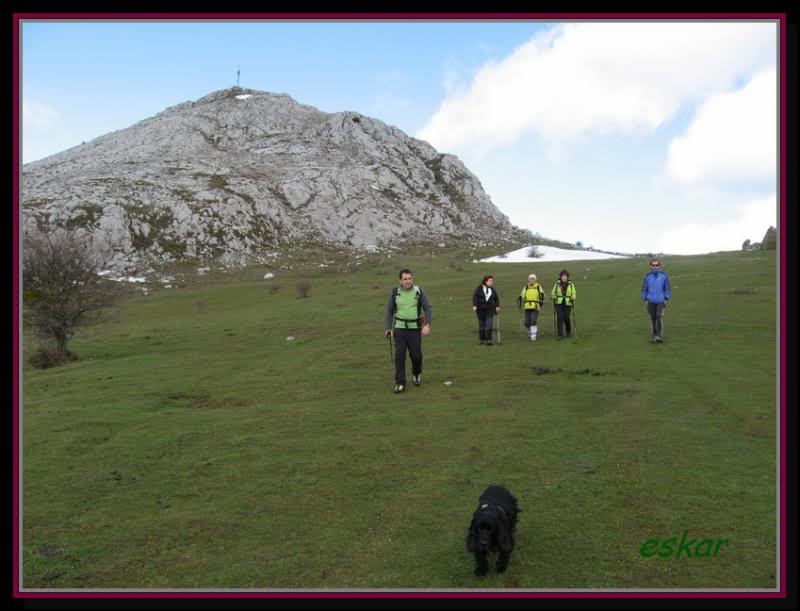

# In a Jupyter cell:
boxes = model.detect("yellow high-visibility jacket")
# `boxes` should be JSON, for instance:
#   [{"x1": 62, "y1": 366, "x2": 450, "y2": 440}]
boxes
[
  {"x1": 551, "y1": 281, "x2": 576, "y2": 306},
  {"x1": 519, "y1": 283, "x2": 545, "y2": 310}
]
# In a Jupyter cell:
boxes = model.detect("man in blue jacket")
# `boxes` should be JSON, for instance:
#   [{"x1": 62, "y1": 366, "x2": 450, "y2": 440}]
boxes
[{"x1": 641, "y1": 258, "x2": 672, "y2": 343}]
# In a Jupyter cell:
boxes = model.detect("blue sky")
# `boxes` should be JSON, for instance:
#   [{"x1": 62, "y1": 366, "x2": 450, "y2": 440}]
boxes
[{"x1": 21, "y1": 20, "x2": 779, "y2": 254}]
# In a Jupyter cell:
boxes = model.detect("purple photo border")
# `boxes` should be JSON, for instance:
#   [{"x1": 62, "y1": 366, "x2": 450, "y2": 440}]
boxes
[{"x1": 11, "y1": 11, "x2": 788, "y2": 600}]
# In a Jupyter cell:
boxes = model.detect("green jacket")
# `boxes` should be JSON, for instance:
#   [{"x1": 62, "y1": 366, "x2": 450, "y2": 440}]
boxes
[
  {"x1": 551, "y1": 280, "x2": 576, "y2": 305},
  {"x1": 519, "y1": 283, "x2": 545, "y2": 310}
]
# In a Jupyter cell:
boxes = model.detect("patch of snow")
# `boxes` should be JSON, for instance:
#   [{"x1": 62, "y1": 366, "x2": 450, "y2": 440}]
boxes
[
  {"x1": 479, "y1": 245, "x2": 629, "y2": 263},
  {"x1": 444, "y1": 381, "x2": 453, "y2": 386},
  {"x1": 264, "y1": 272, "x2": 275, "y2": 279},
  {"x1": 107, "y1": 275, "x2": 147, "y2": 283},
  {"x1": 235, "y1": 94, "x2": 253, "y2": 100},
  {"x1": 286, "y1": 336, "x2": 295, "y2": 341}
]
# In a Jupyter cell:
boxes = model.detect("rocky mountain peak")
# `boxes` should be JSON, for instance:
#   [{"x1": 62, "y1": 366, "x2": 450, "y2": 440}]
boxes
[{"x1": 22, "y1": 87, "x2": 517, "y2": 271}]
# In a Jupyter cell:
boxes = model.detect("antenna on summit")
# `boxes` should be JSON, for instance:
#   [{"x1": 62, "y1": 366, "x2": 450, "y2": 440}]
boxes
[{"x1": 236, "y1": 66, "x2": 241, "y2": 88}]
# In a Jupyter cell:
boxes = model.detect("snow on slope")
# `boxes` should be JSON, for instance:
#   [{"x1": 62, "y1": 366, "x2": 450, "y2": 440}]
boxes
[{"x1": 480, "y1": 245, "x2": 629, "y2": 263}]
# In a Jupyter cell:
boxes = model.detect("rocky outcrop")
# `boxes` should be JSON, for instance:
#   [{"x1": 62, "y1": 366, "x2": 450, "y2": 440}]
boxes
[
  {"x1": 760, "y1": 226, "x2": 776, "y2": 250},
  {"x1": 22, "y1": 87, "x2": 515, "y2": 271}
]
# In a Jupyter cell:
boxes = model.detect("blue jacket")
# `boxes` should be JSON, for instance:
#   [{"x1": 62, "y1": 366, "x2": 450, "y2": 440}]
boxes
[{"x1": 642, "y1": 270, "x2": 672, "y2": 304}]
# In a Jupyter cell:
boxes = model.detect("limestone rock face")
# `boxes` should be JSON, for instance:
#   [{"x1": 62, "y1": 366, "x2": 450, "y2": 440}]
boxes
[
  {"x1": 760, "y1": 226, "x2": 776, "y2": 250},
  {"x1": 22, "y1": 87, "x2": 513, "y2": 270}
]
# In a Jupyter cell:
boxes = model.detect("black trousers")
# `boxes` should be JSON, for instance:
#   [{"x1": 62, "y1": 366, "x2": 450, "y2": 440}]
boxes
[
  {"x1": 647, "y1": 302, "x2": 665, "y2": 336},
  {"x1": 555, "y1": 304, "x2": 572, "y2": 337},
  {"x1": 476, "y1": 309, "x2": 495, "y2": 341},
  {"x1": 394, "y1": 327, "x2": 422, "y2": 384}
]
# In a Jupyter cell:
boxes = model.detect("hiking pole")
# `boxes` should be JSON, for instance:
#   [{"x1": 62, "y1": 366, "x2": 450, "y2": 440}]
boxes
[
  {"x1": 495, "y1": 314, "x2": 501, "y2": 344},
  {"x1": 571, "y1": 303, "x2": 578, "y2": 340},
  {"x1": 553, "y1": 302, "x2": 557, "y2": 337},
  {"x1": 387, "y1": 333, "x2": 394, "y2": 364}
]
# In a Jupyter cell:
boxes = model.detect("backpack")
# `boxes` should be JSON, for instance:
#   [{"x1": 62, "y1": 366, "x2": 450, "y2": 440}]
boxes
[
  {"x1": 518, "y1": 284, "x2": 544, "y2": 308},
  {"x1": 392, "y1": 285, "x2": 425, "y2": 327}
]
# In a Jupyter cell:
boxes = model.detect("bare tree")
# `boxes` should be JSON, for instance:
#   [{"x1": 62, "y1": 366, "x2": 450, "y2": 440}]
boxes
[
  {"x1": 23, "y1": 230, "x2": 122, "y2": 366},
  {"x1": 527, "y1": 245, "x2": 542, "y2": 258}
]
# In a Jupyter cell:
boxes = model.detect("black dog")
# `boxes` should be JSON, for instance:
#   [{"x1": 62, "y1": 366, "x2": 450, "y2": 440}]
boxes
[{"x1": 466, "y1": 485, "x2": 519, "y2": 576}]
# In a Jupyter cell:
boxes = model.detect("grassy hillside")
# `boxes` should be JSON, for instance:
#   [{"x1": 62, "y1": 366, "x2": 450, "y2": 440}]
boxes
[{"x1": 21, "y1": 250, "x2": 777, "y2": 589}]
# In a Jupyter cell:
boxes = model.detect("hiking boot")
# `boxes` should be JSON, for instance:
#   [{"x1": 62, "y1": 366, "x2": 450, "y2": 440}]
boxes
[
  {"x1": 479, "y1": 340, "x2": 486, "y2": 345},
  {"x1": 393, "y1": 383, "x2": 405, "y2": 393},
  {"x1": 413, "y1": 374, "x2": 421, "y2": 386},
  {"x1": 486, "y1": 340, "x2": 493, "y2": 346},
  {"x1": 655, "y1": 336, "x2": 664, "y2": 343},
  {"x1": 650, "y1": 335, "x2": 656, "y2": 343}
]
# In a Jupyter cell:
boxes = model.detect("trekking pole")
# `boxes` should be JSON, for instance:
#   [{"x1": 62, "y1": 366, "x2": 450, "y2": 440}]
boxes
[
  {"x1": 571, "y1": 303, "x2": 578, "y2": 340},
  {"x1": 387, "y1": 333, "x2": 394, "y2": 364},
  {"x1": 553, "y1": 302, "x2": 557, "y2": 337},
  {"x1": 496, "y1": 314, "x2": 501, "y2": 344}
]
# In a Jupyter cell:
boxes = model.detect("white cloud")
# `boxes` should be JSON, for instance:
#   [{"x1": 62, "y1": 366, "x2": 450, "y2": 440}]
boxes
[
  {"x1": 22, "y1": 97, "x2": 61, "y2": 130},
  {"x1": 665, "y1": 66, "x2": 777, "y2": 186},
  {"x1": 416, "y1": 22, "x2": 776, "y2": 155},
  {"x1": 656, "y1": 194, "x2": 776, "y2": 254},
  {"x1": 441, "y1": 57, "x2": 476, "y2": 97}
]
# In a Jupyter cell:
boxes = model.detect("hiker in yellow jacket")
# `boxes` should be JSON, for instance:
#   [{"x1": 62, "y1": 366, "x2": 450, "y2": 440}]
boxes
[
  {"x1": 551, "y1": 270, "x2": 577, "y2": 339},
  {"x1": 517, "y1": 273, "x2": 545, "y2": 341}
]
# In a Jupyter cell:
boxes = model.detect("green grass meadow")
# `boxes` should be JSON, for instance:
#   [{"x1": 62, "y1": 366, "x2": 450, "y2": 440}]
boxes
[{"x1": 21, "y1": 250, "x2": 777, "y2": 589}]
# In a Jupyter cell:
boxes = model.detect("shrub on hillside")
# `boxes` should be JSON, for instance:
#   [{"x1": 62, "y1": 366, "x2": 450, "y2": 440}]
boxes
[
  {"x1": 28, "y1": 348, "x2": 79, "y2": 369},
  {"x1": 23, "y1": 229, "x2": 121, "y2": 367},
  {"x1": 296, "y1": 279, "x2": 311, "y2": 298}
]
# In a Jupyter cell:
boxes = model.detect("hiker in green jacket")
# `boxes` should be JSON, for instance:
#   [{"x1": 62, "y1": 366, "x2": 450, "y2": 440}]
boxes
[
  {"x1": 384, "y1": 269, "x2": 432, "y2": 393},
  {"x1": 517, "y1": 273, "x2": 545, "y2": 341},
  {"x1": 551, "y1": 270, "x2": 577, "y2": 340}
]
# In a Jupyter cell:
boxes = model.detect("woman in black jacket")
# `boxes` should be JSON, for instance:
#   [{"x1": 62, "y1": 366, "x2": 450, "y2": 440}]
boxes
[{"x1": 472, "y1": 275, "x2": 500, "y2": 345}]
